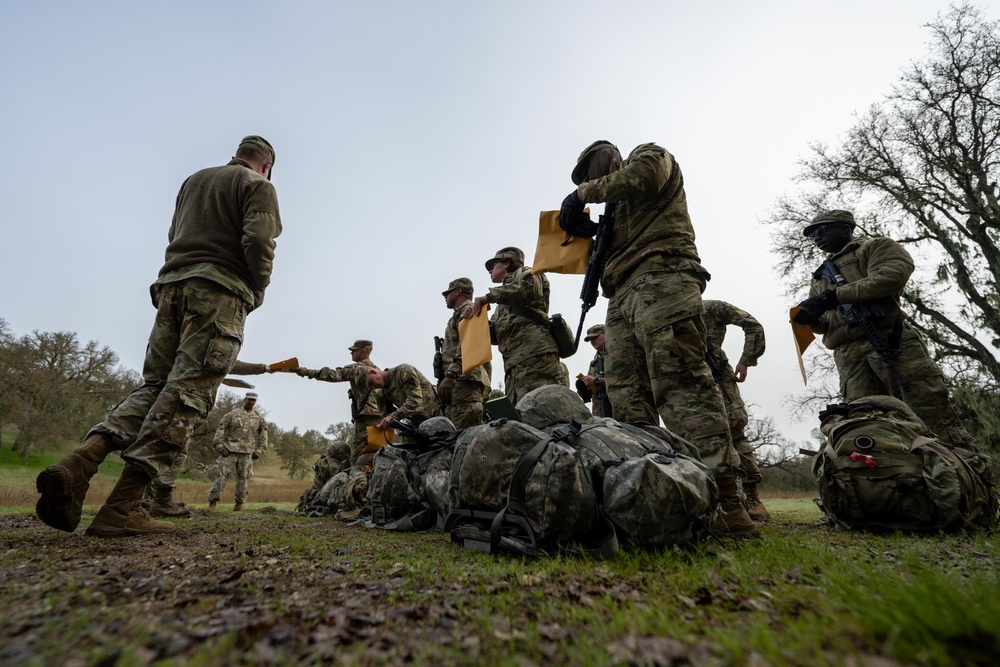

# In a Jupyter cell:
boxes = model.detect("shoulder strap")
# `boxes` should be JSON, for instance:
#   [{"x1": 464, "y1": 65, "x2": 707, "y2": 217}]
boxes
[{"x1": 505, "y1": 303, "x2": 550, "y2": 327}]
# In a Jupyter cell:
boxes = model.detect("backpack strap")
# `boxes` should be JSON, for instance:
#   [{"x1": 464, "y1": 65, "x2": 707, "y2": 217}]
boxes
[{"x1": 490, "y1": 436, "x2": 554, "y2": 548}]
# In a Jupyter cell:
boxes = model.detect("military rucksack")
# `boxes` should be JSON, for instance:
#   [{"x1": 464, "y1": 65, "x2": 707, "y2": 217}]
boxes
[
  {"x1": 549, "y1": 419, "x2": 718, "y2": 547},
  {"x1": 364, "y1": 446, "x2": 424, "y2": 527},
  {"x1": 316, "y1": 468, "x2": 369, "y2": 520},
  {"x1": 813, "y1": 395, "x2": 998, "y2": 532}
]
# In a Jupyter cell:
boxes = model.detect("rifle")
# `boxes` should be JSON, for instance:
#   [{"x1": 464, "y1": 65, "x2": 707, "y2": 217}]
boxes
[
  {"x1": 432, "y1": 336, "x2": 447, "y2": 410},
  {"x1": 817, "y1": 260, "x2": 909, "y2": 390},
  {"x1": 348, "y1": 388, "x2": 359, "y2": 422},
  {"x1": 704, "y1": 342, "x2": 733, "y2": 404},
  {"x1": 594, "y1": 354, "x2": 612, "y2": 417},
  {"x1": 572, "y1": 202, "x2": 616, "y2": 352}
]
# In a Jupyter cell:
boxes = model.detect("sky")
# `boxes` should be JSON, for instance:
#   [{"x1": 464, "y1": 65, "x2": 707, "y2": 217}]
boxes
[{"x1": 1, "y1": 0, "x2": 976, "y2": 447}]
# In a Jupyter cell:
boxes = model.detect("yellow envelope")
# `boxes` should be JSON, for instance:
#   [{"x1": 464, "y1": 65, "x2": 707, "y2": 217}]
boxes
[
  {"x1": 790, "y1": 307, "x2": 815, "y2": 385},
  {"x1": 268, "y1": 357, "x2": 299, "y2": 372},
  {"x1": 363, "y1": 426, "x2": 395, "y2": 453},
  {"x1": 458, "y1": 304, "x2": 493, "y2": 375},
  {"x1": 531, "y1": 209, "x2": 593, "y2": 275}
]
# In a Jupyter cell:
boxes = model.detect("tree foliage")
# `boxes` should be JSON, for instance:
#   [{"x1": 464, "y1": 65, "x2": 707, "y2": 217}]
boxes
[
  {"x1": 275, "y1": 427, "x2": 329, "y2": 480},
  {"x1": 766, "y1": 3, "x2": 1000, "y2": 387}
]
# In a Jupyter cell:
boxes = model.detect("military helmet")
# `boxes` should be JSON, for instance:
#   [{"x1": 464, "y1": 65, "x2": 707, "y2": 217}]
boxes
[
  {"x1": 417, "y1": 416, "x2": 457, "y2": 441},
  {"x1": 485, "y1": 246, "x2": 525, "y2": 271},
  {"x1": 803, "y1": 210, "x2": 856, "y2": 237},
  {"x1": 326, "y1": 441, "x2": 352, "y2": 460},
  {"x1": 516, "y1": 384, "x2": 593, "y2": 431},
  {"x1": 572, "y1": 139, "x2": 617, "y2": 185}
]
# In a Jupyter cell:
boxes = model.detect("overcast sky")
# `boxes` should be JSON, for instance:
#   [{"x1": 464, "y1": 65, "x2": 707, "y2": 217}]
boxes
[{"x1": 1, "y1": 0, "x2": 970, "y2": 446}]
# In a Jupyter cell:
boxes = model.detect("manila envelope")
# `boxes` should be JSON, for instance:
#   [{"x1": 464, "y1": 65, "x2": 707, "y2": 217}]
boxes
[
  {"x1": 790, "y1": 307, "x2": 815, "y2": 385},
  {"x1": 531, "y1": 209, "x2": 593, "y2": 275},
  {"x1": 458, "y1": 304, "x2": 492, "y2": 375},
  {"x1": 268, "y1": 357, "x2": 299, "y2": 372},
  {"x1": 362, "y1": 426, "x2": 395, "y2": 454}
]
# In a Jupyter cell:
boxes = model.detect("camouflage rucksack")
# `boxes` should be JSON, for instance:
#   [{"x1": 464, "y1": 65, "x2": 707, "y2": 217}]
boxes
[
  {"x1": 813, "y1": 395, "x2": 998, "y2": 532},
  {"x1": 316, "y1": 468, "x2": 369, "y2": 520},
  {"x1": 549, "y1": 419, "x2": 718, "y2": 547},
  {"x1": 364, "y1": 446, "x2": 424, "y2": 527}
]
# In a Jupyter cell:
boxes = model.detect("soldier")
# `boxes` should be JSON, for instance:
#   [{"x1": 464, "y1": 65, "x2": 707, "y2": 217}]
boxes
[
  {"x1": 440, "y1": 277, "x2": 493, "y2": 429},
  {"x1": 295, "y1": 441, "x2": 352, "y2": 514},
  {"x1": 35, "y1": 135, "x2": 280, "y2": 537},
  {"x1": 577, "y1": 324, "x2": 611, "y2": 417},
  {"x1": 208, "y1": 392, "x2": 269, "y2": 511},
  {"x1": 295, "y1": 340, "x2": 387, "y2": 469},
  {"x1": 368, "y1": 365, "x2": 442, "y2": 435},
  {"x1": 146, "y1": 359, "x2": 275, "y2": 517},
  {"x1": 468, "y1": 247, "x2": 564, "y2": 404},
  {"x1": 793, "y1": 210, "x2": 973, "y2": 448},
  {"x1": 703, "y1": 299, "x2": 769, "y2": 521},
  {"x1": 559, "y1": 140, "x2": 756, "y2": 538}
]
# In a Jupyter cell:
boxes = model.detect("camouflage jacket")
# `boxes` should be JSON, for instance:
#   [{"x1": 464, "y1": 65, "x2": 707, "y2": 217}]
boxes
[
  {"x1": 488, "y1": 267, "x2": 558, "y2": 366},
  {"x1": 384, "y1": 364, "x2": 441, "y2": 424},
  {"x1": 301, "y1": 358, "x2": 386, "y2": 418},
  {"x1": 808, "y1": 237, "x2": 914, "y2": 349},
  {"x1": 702, "y1": 300, "x2": 765, "y2": 370},
  {"x1": 214, "y1": 407, "x2": 268, "y2": 455},
  {"x1": 577, "y1": 143, "x2": 708, "y2": 303},
  {"x1": 156, "y1": 159, "x2": 282, "y2": 311},
  {"x1": 444, "y1": 300, "x2": 491, "y2": 385},
  {"x1": 230, "y1": 359, "x2": 269, "y2": 375}
]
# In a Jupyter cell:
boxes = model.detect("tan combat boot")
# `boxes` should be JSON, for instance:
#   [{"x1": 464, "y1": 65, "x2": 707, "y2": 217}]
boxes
[
  {"x1": 147, "y1": 483, "x2": 192, "y2": 518},
  {"x1": 744, "y1": 482, "x2": 770, "y2": 522},
  {"x1": 36, "y1": 432, "x2": 116, "y2": 532},
  {"x1": 208, "y1": 500, "x2": 218, "y2": 512},
  {"x1": 711, "y1": 475, "x2": 760, "y2": 539},
  {"x1": 86, "y1": 465, "x2": 176, "y2": 537},
  {"x1": 233, "y1": 502, "x2": 244, "y2": 512}
]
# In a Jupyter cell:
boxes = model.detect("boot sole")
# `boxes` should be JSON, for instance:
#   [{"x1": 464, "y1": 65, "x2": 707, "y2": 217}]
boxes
[
  {"x1": 35, "y1": 466, "x2": 81, "y2": 532},
  {"x1": 85, "y1": 524, "x2": 178, "y2": 538}
]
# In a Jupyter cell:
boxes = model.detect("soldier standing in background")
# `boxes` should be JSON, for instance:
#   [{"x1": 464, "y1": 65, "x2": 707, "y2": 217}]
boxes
[
  {"x1": 702, "y1": 299, "x2": 769, "y2": 521},
  {"x1": 793, "y1": 210, "x2": 974, "y2": 448},
  {"x1": 468, "y1": 247, "x2": 564, "y2": 404},
  {"x1": 577, "y1": 324, "x2": 611, "y2": 418},
  {"x1": 440, "y1": 277, "x2": 492, "y2": 429},
  {"x1": 208, "y1": 392, "x2": 269, "y2": 511},
  {"x1": 295, "y1": 340, "x2": 386, "y2": 469},
  {"x1": 560, "y1": 139, "x2": 757, "y2": 538},
  {"x1": 35, "y1": 135, "x2": 280, "y2": 537}
]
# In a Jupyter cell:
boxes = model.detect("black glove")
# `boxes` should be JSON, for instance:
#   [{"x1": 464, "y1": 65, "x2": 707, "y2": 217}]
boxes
[
  {"x1": 793, "y1": 289, "x2": 838, "y2": 325},
  {"x1": 559, "y1": 190, "x2": 598, "y2": 238},
  {"x1": 438, "y1": 376, "x2": 456, "y2": 404},
  {"x1": 252, "y1": 451, "x2": 260, "y2": 460},
  {"x1": 575, "y1": 378, "x2": 592, "y2": 402}
]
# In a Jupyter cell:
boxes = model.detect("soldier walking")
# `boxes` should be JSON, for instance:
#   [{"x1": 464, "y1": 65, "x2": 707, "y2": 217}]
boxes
[{"x1": 208, "y1": 392, "x2": 269, "y2": 511}]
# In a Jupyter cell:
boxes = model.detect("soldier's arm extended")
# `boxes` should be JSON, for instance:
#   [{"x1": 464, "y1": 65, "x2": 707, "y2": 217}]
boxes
[
  {"x1": 577, "y1": 146, "x2": 671, "y2": 205},
  {"x1": 230, "y1": 360, "x2": 269, "y2": 375},
  {"x1": 833, "y1": 238, "x2": 915, "y2": 305},
  {"x1": 296, "y1": 364, "x2": 354, "y2": 382},
  {"x1": 486, "y1": 269, "x2": 546, "y2": 307}
]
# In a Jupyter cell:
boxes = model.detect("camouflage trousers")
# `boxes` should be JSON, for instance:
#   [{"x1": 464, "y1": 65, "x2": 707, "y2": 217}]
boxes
[
  {"x1": 353, "y1": 415, "x2": 383, "y2": 469},
  {"x1": 446, "y1": 379, "x2": 486, "y2": 430},
  {"x1": 90, "y1": 278, "x2": 246, "y2": 479},
  {"x1": 717, "y1": 368, "x2": 761, "y2": 484},
  {"x1": 504, "y1": 352, "x2": 565, "y2": 406},
  {"x1": 605, "y1": 271, "x2": 735, "y2": 475},
  {"x1": 834, "y1": 326, "x2": 973, "y2": 448},
  {"x1": 208, "y1": 452, "x2": 253, "y2": 504}
]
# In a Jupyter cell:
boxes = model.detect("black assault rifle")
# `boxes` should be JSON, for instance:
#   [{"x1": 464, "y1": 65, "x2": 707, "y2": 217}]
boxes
[
  {"x1": 572, "y1": 202, "x2": 616, "y2": 352},
  {"x1": 432, "y1": 336, "x2": 447, "y2": 410},
  {"x1": 817, "y1": 260, "x2": 909, "y2": 391}
]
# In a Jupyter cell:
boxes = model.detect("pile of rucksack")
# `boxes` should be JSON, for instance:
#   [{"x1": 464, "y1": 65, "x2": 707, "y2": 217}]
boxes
[
  {"x1": 812, "y1": 395, "x2": 998, "y2": 532},
  {"x1": 306, "y1": 385, "x2": 721, "y2": 558}
]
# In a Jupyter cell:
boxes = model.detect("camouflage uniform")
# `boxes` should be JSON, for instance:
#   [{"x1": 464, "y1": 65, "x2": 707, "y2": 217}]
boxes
[
  {"x1": 586, "y1": 351, "x2": 610, "y2": 418},
  {"x1": 296, "y1": 442, "x2": 352, "y2": 513},
  {"x1": 208, "y1": 404, "x2": 269, "y2": 505},
  {"x1": 299, "y1": 358, "x2": 386, "y2": 468},
  {"x1": 576, "y1": 143, "x2": 735, "y2": 474},
  {"x1": 702, "y1": 300, "x2": 766, "y2": 484},
  {"x1": 806, "y1": 236, "x2": 973, "y2": 448},
  {"x1": 487, "y1": 266, "x2": 564, "y2": 405},
  {"x1": 382, "y1": 364, "x2": 442, "y2": 431},
  {"x1": 443, "y1": 299, "x2": 492, "y2": 430}
]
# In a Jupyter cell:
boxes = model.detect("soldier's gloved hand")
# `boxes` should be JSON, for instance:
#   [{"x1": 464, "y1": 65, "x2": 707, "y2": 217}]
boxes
[
  {"x1": 559, "y1": 190, "x2": 598, "y2": 238},
  {"x1": 252, "y1": 451, "x2": 260, "y2": 460},
  {"x1": 793, "y1": 289, "x2": 838, "y2": 325},
  {"x1": 216, "y1": 447, "x2": 230, "y2": 457},
  {"x1": 438, "y1": 377, "x2": 456, "y2": 404}
]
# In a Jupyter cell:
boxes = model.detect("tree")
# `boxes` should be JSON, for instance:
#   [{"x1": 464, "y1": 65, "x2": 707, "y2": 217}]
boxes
[
  {"x1": 325, "y1": 421, "x2": 353, "y2": 443},
  {"x1": 767, "y1": 4, "x2": 1000, "y2": 387},
  {"x1": 275, "y1": 427, "x2": 328, "y2": 480}
]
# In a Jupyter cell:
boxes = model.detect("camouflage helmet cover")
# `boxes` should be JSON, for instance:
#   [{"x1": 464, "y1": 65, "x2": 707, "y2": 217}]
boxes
[
  {"x1": 572, "y1": 140, "x2": 617, "y2": 185},
  {"x1": 516, "y1": 384, "x2": 593, "y2": 431}
]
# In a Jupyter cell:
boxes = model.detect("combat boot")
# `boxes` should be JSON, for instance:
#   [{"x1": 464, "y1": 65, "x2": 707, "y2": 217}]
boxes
[
  {"x1": 86, "y1": 465, "x2": 176, "y2": 537},
  {"x1": 711, "y1": 475, "x2": 760, "y2": 539},
  {"x1": 233, "y1": 502, "x2": 244, "y2": 512},
  {"x1": 147, "y1": 484, "x2": 192, "y2": 518},
  {"x1": 208, "y1": 500, "x2": 218, "y2": 512},
  {"x1": 744, "y1": 482, "x2": 770, "y2": 522},
  {"x1": 36, "y1": 432, "x2": 116, "y2": 532}
]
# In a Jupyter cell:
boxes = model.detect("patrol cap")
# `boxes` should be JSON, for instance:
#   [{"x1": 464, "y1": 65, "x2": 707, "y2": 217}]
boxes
[
  {"x1": 803, "y1": 210, "x2": 856, "y2": 237},
  {"x1": 442, "y1": 277, "x2": 474, "y2": 296},
  {"x1": 239, "y1": 135, "x2": 275, "y2": 164},
  {"x1": 245, "y1": 392, "x2": 258, "y2": 400},
  {"x1": 584, "y1": 324, "x2": 606, "y2": 342},
  {"x1": 348, "y1": 339, "x2": 373, "y2": 351},
  {"x1": 485, "y1": 246, "x2": 525, "y2": 270},
  {"x1": 572, "y1": 140, "x2": 616, "y2": 185}
]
